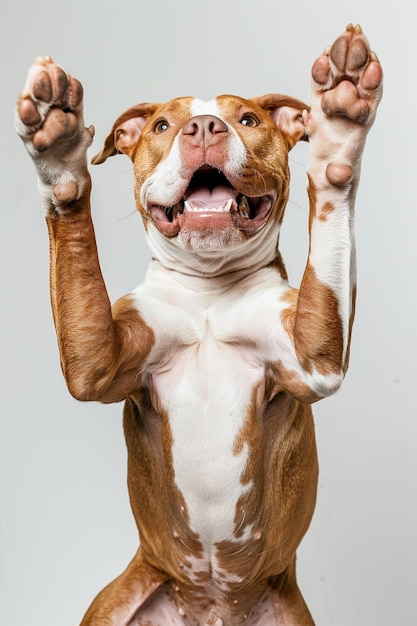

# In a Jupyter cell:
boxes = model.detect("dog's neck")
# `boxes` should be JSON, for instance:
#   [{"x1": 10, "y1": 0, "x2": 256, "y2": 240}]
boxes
[{"x1": 145, "y1": 218, "x2": 283, "y2": 282}]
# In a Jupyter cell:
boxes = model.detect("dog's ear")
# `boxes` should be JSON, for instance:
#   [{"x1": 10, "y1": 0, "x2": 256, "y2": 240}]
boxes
[
  {"x1": 253, "y1": 94, "x2": 310, "y2": 149},
  {"x1": 91, "y1": 102, "x2": 160, "y2": 165}
]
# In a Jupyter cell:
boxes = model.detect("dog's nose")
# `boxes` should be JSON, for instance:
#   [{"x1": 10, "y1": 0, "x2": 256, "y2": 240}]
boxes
[{"x1": 182, "y1": 115, "x2": 228, "y2": 141}]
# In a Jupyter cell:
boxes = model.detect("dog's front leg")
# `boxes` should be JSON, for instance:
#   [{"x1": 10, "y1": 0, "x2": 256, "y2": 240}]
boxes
[
  {"x1": 16, "y1": 58, "x2": 153, "y2": 402},
  {"x1": 285, "y1": 26, "x2": 382, "y2": 401}
]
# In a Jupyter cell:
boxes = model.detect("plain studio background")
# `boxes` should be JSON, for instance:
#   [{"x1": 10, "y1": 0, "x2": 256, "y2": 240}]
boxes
[{"x1": 1, "y1": 1, "x2": 416, "y2": 624}]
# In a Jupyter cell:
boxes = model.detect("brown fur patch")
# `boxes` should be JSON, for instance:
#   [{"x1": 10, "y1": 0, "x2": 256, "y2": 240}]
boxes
[
  {"x1": 294, "y1": 262, "x2": 344, "y2": 375},
  {"x1": 318, "y1": 201, "x2": 336, "y2": 221}
]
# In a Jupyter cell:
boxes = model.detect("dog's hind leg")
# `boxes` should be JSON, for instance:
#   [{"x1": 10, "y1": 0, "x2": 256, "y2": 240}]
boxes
[
  {"x1": 79, "y1": 549, "x2": 170, "y2": 626},
  {"x1": 269, "y1": 581, "x2": 315, "y2": 625}
]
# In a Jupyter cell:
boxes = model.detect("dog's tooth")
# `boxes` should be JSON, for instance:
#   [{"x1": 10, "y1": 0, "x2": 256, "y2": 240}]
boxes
[
  {"x1": 163, "y1": 202, "x2": 183, "y2": 221},
  {"x1": 165, "y1": 206, "x2": 177, "y2": 222},
  {"x1": 172, "y1": 202, "x2": 183, "y2": 218},
  {"x1": 238, "y1": 195, "x2": 251, "y2": 218},
  {"x1": 183, "y1": 200, "x2": 233, "y2": 213}
]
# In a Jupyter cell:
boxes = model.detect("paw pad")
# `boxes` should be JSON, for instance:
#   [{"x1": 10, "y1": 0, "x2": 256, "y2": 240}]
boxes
[{"x1": 312, "y1": 24, "x2": 382, "y2": 124}]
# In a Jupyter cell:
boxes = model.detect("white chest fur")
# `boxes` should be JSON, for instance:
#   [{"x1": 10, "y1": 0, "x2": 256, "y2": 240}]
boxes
[
  {"x1": 133, "y1": 262, "x2": 287, "y2": 552},
  {"x1": 155, "y1": 335, "x2": 258, "y2": 546}
]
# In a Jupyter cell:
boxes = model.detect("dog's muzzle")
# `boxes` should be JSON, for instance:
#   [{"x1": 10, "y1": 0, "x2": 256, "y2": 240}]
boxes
[{"x1": 149, "y1": 167, "x2": 275, "y2": 236}]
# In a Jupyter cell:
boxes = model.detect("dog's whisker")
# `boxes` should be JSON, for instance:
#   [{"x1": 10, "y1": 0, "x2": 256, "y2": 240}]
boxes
[
  {"x1": 117, "y1": 208, "x2": 139, "y2": 221},
  {"x1": 287, "y1": 198, "x2": 308, "y2": 213},
  {"x1": 288, "y1": 155, "x2": 308, "y2": 170},
  {"x1": 252, "y1": 536, "x2": 290, "y2": 559}
]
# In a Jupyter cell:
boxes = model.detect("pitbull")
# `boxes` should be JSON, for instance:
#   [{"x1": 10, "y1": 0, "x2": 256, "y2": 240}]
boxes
[{"x1": 15, "y1": 23, "x2": 382, "y2": 626}]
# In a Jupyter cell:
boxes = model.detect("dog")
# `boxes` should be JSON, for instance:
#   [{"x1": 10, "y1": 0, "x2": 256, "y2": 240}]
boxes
[{"x1": 15, "y1": 24, "x2": 382, "y2": 626}]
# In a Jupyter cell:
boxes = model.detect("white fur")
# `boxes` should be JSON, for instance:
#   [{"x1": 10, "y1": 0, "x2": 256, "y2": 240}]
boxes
[
  {"x1": 139, "y1": 133, "x2": 186, "y2": 209},
  {"x1": 145, "y1": 217, "x2": 281, "y2": 278},
  {"x1": 309, "y1": 206, "x2": 355, "y2": 365},
  {"x1": 190, "y1": 98, "x2": 221, "y2": 118}
]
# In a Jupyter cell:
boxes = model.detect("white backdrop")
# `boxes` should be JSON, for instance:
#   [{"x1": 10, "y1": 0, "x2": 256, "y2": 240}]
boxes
[{"x1": 1, "y1": 1, "x2": 416, "y2": 624}]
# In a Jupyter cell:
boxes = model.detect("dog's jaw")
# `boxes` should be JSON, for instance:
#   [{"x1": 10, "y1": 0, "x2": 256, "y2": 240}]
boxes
[{"x1": 146, "y1": 166, "x2": 277, "y2": 241}]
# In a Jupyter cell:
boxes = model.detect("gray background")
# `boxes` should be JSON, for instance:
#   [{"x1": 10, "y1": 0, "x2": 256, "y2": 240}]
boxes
[{"x1": 1, "y1": 1, "x2": 416, "y2": 624}]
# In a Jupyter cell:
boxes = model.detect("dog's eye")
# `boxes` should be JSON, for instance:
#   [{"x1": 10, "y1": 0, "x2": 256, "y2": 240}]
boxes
[
  {"x1": 154, "y1": 120, "x2": 169, "y2": 133},
  {"x1": 240, "y1": 114, "x2": 259, "y2": 127}
]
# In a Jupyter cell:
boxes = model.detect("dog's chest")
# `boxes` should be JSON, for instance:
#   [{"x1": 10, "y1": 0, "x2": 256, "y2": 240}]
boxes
[
  {"x1": 133, "y1": 265, "x2": 288, "y2": 550},
  {"x1": 135, "y1": 264, "x2": 285, "y2": 407}
]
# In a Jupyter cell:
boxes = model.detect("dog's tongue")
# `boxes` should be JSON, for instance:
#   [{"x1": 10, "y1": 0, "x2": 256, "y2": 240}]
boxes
[{"x1": 184, "y1": 185, "x2": 238, "y2": 209}]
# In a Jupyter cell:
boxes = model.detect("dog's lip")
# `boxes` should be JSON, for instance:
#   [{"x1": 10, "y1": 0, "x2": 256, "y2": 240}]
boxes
[{"x1": 148, "y1": 167, "x2": 276, "y2": 235}]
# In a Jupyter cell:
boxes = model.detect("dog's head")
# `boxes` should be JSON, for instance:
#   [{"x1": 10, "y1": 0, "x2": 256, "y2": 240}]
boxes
[{"x1": 93, "y1": 94, "x2": 308, "y2": 276}]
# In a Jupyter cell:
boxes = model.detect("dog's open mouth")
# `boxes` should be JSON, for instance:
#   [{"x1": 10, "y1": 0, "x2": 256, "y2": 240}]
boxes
[{"x1": 149, "y1": 167, "x2": 275, "y2": 236}]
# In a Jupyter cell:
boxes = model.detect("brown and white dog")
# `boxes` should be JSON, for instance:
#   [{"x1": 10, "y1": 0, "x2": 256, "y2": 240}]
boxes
[{"x1": 15, "y1": 25, "x2": 382, "y2": 626}]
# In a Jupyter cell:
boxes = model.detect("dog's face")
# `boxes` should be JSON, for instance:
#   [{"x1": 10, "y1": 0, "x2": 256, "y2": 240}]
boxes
[{"x1": 93, "y1": 94, "x2": 308, "y2": 272}]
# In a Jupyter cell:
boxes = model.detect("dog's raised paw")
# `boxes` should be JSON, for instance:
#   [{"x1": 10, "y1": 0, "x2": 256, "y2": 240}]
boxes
[
  {"x1": 15, "y1": 57, "x2": 93, "y2": 209},
  {"x1": 15, "y1": 57, "x2": 87, "y2": 154},
  {"x1": 311, "y1": 24, "x2": 383, "y2": 125}
]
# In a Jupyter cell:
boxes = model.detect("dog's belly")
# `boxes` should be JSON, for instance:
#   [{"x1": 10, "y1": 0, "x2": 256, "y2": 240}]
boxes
[
  {"x1": 150, "y1": 335, "x2": 265, "y2": 552},
  {"x1": 128, "y1": 329, "x2": 317, "y2": 598}
]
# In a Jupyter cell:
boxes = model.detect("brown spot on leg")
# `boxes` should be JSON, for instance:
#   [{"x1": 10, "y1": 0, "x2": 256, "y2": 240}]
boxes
[
  {"x1": 294, "y1": 263, "x2": 344, "y2": 376},
  {"x1": 317, "y1": 201, "x2": 335, "y2": 221}
]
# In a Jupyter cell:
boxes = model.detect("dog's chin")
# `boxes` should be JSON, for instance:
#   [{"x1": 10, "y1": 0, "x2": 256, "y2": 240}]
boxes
[{"x1": 177, "y1": 224, "x2": 245, "y2": 252}]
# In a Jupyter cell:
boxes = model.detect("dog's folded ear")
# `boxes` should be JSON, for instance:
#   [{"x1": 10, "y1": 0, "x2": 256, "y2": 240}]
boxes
[
  {"x1": 253, "y1": 94, "x2": 310, "y2": 148},
  {"x1": 91, "y1": 102, "x2": 160, "y2": 165}
]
